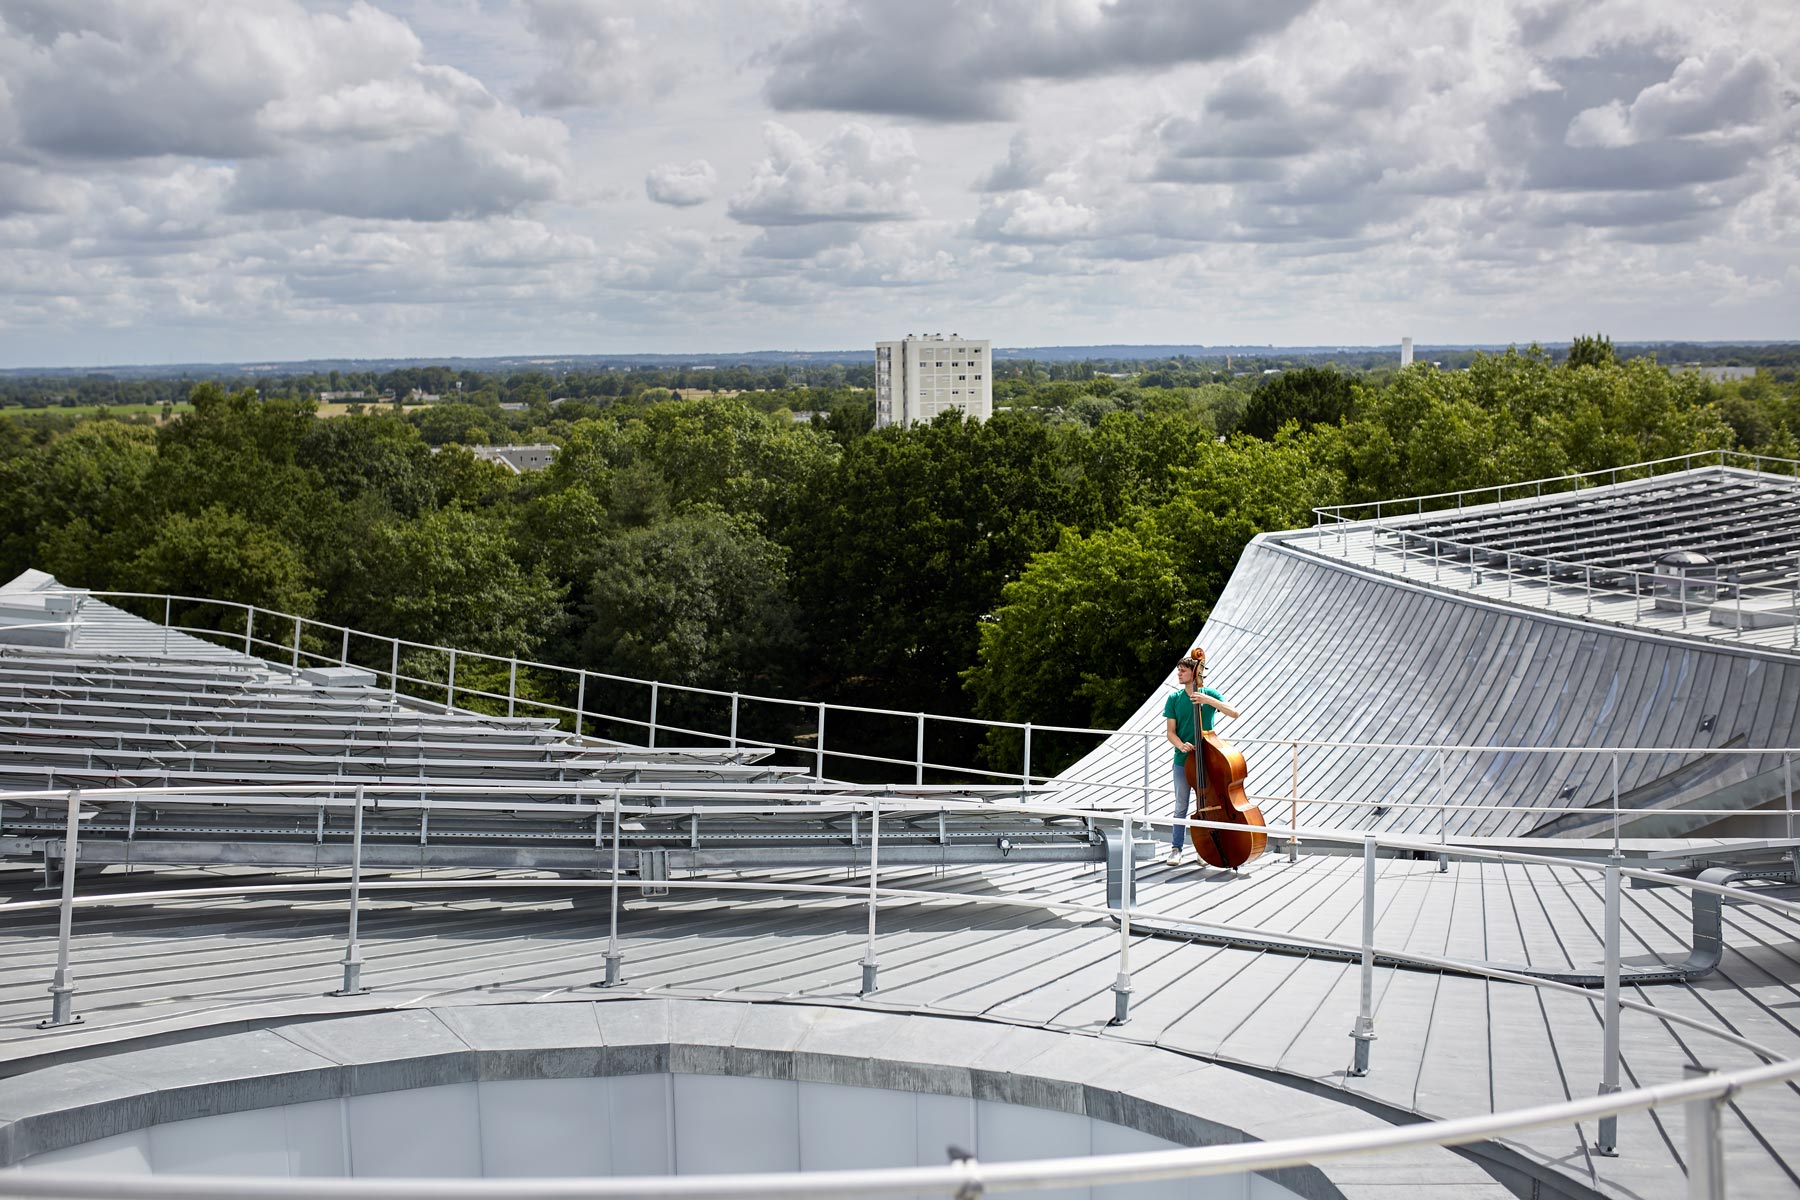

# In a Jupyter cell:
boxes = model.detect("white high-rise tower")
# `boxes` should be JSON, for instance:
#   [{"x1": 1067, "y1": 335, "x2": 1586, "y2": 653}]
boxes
[
  {"x1": 1401, "y1": 337, "x2": 1415, "y2": 368},
  {"x1": 875, "y1": 334, "x2": 992, "y2": 428}
]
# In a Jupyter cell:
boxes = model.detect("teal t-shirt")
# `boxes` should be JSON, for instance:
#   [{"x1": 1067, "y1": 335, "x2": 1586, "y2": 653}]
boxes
[{"x1": 1163, "y1": 686, "x2": 1223, "y2": 763}]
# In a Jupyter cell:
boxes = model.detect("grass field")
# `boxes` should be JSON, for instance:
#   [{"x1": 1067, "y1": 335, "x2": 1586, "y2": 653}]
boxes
[
  {"x1": 0, "y1": 400, "x2": 402, "y2": 420},
  {"x1": 0, "y1": 403, "x2": 190, "y2": 420}
]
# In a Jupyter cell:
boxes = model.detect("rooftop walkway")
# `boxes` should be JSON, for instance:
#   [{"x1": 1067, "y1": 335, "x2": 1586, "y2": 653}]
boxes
[{"x1": 1, "y1": 851, "x2": 1795, "y2": 1197}]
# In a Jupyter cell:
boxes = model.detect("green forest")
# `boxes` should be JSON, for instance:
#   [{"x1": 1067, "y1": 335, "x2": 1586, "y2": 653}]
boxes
[{"x1": 2, "y1": 340, "x2": 1795, "y2": 775}]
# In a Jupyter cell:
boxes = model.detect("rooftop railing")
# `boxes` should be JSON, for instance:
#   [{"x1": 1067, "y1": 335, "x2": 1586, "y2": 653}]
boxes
[
  {"x1": 1309, "y1": 447, "x2": 1800, "y2": 525},
  {"x1": 1296, "y1": 507, "x2": 1800, "y2": 656},
  {"x1": 2, "y1": 781, "x2": 1797, "y2": 1199},
  {"x1": 25, "y1": 588, "x2": 1800, "y2": 825}
]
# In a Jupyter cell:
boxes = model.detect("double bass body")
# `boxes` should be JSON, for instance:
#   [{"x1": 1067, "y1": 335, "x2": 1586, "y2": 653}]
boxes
[
  {"x1": 1181, "y1": 650, "x2": 1265, "y2": 869},
  {"x1": 1184, "y1": 730, "x2": 1265, "y2": 868}
]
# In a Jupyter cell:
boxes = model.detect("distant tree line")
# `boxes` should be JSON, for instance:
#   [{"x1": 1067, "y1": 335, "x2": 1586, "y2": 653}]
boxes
[{"x1": 1, "y1": 342, "x2": 1794, "y2": 777}]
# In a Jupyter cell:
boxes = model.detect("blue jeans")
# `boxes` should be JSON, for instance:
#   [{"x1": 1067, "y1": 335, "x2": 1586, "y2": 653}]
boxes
[{"x1": 1171, "y1": 760, "x2": 1201, "y2": 849}]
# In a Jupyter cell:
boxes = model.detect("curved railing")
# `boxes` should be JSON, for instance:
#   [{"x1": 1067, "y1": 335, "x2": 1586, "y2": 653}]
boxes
[
  {"x1": 3, "y1": 780, "x2": 1799, "y2": 1196},
  {"x1": 1296, "y1": 510, "x2": 1800, "y2": 655},
  {"x1": 21, "y1": 589, "x2": 1800, "y2": 834},
  {"x1": 5, "y1": 584, "x2": 1800, "y2": 1194},
  {"x1": 1309, "y1": 447, "x2": 1800, "y2": 524}
]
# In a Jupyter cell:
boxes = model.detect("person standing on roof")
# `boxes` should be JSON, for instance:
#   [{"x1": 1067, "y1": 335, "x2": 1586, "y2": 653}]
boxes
[{"x1": 1163, "y1": 649, "x2": 1239, "y2": 866}]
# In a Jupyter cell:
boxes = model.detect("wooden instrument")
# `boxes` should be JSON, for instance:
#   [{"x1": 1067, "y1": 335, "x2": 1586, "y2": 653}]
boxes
[{"x1": 1182, "y1": 649, "x2": 1265, "y2": 869}]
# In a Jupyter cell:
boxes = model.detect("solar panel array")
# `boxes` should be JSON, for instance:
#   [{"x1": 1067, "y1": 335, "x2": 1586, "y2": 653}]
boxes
[{"x1": 1397, "y1": 467, "x2": 1800, "y2": 587}]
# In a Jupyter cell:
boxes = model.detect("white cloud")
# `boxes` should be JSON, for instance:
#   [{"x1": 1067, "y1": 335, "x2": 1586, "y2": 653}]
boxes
[
  {"x1": 1568, "y1": 52, "x2": 1782, "y2": 149},
  {"x1": 514, "y1": 0, "x2": 644, "y2": 110},
  {"x1": 0, "y1": 1, "x2": 569, "y2": 221},
  {"x1": 764, "y1": 0, "x2": 1315, "y2": 121},
  {"x1": 4, "y1": 1, "x2": 426, "y2": 160},
  {"x1": 975, "y1": 132, "x2": 1053, "y2": 192},
  {"x1": 646, "y1": 160, "x2": 717, "y2": 207},
  {"x1": 2, "y1": 0, "x2": 1799, "y2": 364},
  {"x1": 599, "y1": 226, "x2": 738, "y2": 292},
  {"x1": 727, "y1": 122, "x2": 922, "y2": 226},
  {"x1": 971, "y1": 193, "x2": 1096, "y2": 243}
]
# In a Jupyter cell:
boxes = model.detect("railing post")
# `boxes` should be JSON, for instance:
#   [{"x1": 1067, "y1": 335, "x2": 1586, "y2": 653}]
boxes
[
  {"x1": 815, "y1": 702, "x2": 826, "y2": 779},
  {"x1": 1506, "y1": 553, "x2": 1513, "y2": 599},
  {"x1": 1110, "y1": 811, "x2": 1133, "y2": 1026},
  {"x1": 1349, "y1": 835, "x2": 1377, "y2": 1075},
  {"x1": 1288, "y1": 742, "x2": 1299, "y2": 862},
  {"x1": 648, "y1": 682, "x2": 659, "y2": 749},
  {"x1": 729, "y1": 692, "x2": 740, "y2": 749},
  {"x1": 446, "y1": 648, "x2": 457, "y2": 709},
  {"x1": 333, "y1": 787, "x2": 369, "y2": 996},
  {"x1": 1435, "y1": 751, "x2": 1448, "y2": 872},
  {"x1": 575, "y1": 670, "x2": 587, "y2": 739},
  {"x1": 1142, "y1": 733, "x2": 1153, "y2": 817},
  {"x1": 507, "y1": 658, "x2": 518, "y2": 718},
  {"x1": 1022, "y1": 722, "x2": 1033, "y2": 789},
  {"x1": 1612, "y1": 753, "x2": 1623, "y2": 854},
  {"x1": 389, "y1": 639, "x2": 400, "y2": 699},
  {"x1": 603, "y1": 788, "x2": 624, "y2": 987},
  {"x1": 861, "y1": 794, "x2": 880, "y2": 995},
  {"x1": 1594, "y1": 852, "x2": 1624, "y2": 1155},
  {"x1": 291, "y1": 615, "x2": 303, "y2": 670},
  {"x1": 1785, "y1": 753, "x2": 1795, "y2": 882},
  {"x1": 340, "y1": 626, "x2": 350, "y2": 667},
  {"x1": 162, "y1": 595, "x2": 172, "y2": 656},
  {"x1": 39, "y1": 788, "x2": 83, "y2": 1028},
  {"x1": 244, "y1": 607, "x2": 253, "y2": 656},
  {"x1": 916, "y1": 713, "x2": 926, "y2": 786},
  {"x1": 1585, "y1": 565, "x2": 1593, "y2": 614},
  {"x1": 1683, "y1": 1064, "x2": 1727, "y2": 1200}
]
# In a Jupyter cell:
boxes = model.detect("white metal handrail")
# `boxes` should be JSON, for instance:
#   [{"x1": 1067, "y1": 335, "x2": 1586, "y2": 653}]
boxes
[
  {"x1": 2, "y1": 847, "x2": 1788, "y2": 1061},
  {"x1": 22, "y1": 587, "x2": 1800, "y2": 813},
  {"x1": 1, "y1": 1056, "x2": 1795, "y2": 1198},
  {"x1": 3, "y1": 784, "x2": 1798, "y2": 1198},
  {"x1": 1303, "y1": 511, "x2": 1800, "y2": 654},
  {"x1": 1311, "y1": 448, "x2": 1800, "y2": 524}
]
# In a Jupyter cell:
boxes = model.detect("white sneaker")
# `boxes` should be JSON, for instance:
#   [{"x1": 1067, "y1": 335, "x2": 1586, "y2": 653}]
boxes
[{"x1": 1165, "y1": 849, "x2": 1182, "y2": 866}]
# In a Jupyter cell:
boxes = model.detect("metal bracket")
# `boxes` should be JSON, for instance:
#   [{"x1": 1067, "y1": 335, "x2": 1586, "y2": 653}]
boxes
[
  {"x1": 639, "y1": 847, "x2": 669, "y2": 897},
  {"x1": 1103, "y1": 825, "x2": 1137, "y2": 913}
]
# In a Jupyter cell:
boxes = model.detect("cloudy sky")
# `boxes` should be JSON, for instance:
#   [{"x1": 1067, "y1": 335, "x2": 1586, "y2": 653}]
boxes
[{"x1": 2, "y1": 0, "x2": 1796, "y2": 368}]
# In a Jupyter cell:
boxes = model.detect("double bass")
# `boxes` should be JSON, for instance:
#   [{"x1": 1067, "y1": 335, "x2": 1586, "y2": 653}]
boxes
[{"x1": 1183, "y1": 648, "x2": 1266, "y2": 869}]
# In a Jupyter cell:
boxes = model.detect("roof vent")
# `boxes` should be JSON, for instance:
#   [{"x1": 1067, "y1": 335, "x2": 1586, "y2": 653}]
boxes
[{"x1": 1653, "y1": 550, "x2": 1718, "y2": 610}]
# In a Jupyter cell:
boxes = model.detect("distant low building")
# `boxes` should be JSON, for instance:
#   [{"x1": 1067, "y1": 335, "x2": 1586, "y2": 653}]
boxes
[
  {"x1": 469, "y1": 444, "x2": 558, "y2": 473},
  {"x1": 498, "y1": 402, "x2": 529, "y2": 412},
  {"x1": 318, "y1": 391, "x2": 371, "y2": 402},
  {"x1": 875, "y1": 333, "x2": 991, "y2": 428},
  {"x1": 406, "y1": 389, "x2": 442, "y2": 403}
]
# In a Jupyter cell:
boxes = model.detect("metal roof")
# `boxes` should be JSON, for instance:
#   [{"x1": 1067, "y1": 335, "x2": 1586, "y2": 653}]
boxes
[
  {"x1": 3, "y1": 455, "x2": 1800, "y2": 1200},
  {"x1": 1055, "y1": 469, "x2": 1800, "y2": 843}
]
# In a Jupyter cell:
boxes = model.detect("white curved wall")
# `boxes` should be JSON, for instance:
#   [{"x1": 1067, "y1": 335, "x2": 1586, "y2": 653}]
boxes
[{"x1": 19, "y1": 1074, "x2": 1302, "y2": 1200}]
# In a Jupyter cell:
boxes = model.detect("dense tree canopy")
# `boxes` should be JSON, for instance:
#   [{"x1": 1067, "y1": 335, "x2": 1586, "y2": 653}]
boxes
[{"x1": 0, "y1": 340, "x2": 1787, "y2": 778}]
